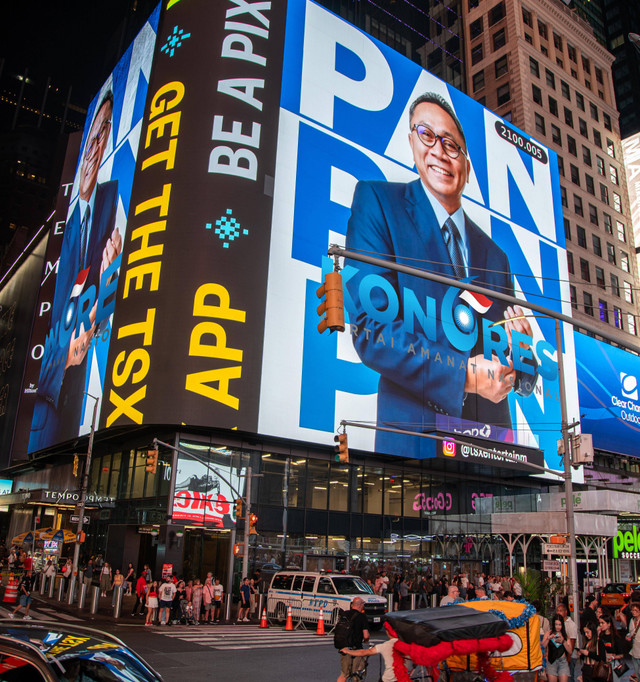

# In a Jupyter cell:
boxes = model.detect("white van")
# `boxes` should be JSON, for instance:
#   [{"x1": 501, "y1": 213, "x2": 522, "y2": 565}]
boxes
[{"x1": 267, "y1": 571, "x2": 387, "y2": 629}]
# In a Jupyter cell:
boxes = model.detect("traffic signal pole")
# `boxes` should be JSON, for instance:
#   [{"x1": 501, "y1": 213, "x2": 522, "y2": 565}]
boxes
[{"x1": 242, "y1": 465, "x2": 251, "y2": 580}]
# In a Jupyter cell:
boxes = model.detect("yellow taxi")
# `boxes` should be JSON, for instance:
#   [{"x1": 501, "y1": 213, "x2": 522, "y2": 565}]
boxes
[{"x1": 600, "y1": 582, "x2": 640, "y2": 608}]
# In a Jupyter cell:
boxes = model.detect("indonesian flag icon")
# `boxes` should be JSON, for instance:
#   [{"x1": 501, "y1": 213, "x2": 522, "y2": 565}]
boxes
[
  {"x1": 70, "y1": 267, "x2": 90, "y2": 299},
  {"x1": 460, "y1": 290, "x2": 493, "y2": 314}
]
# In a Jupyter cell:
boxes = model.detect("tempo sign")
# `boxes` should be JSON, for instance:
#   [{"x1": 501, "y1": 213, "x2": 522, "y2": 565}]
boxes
[{"x1": 613, "y1": 525, "x2": 640, "y2": 559}]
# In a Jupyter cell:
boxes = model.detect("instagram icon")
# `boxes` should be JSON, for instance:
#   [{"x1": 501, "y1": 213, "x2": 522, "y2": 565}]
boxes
[{"x1": 442, "y1": 440, "x2": 456, "y2": 457}]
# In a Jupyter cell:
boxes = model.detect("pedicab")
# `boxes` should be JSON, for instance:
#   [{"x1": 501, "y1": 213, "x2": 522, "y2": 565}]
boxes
[{"x1": 384, "y1": 600, "x2": 543, "y2": 682}]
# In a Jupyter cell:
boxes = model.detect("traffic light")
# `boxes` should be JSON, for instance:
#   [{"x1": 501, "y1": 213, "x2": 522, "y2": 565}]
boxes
[
  {"x1": 249, "y1": 513, "x2": 258, "y2": 535},
  {"x1": 145, "y1": 449, "x2": 158, "y2": 474},
  {"x1": 76, "y1": 531, "x2": 86, "y2": 544},
  {"x1": 233, "y1": 542, "x2": 244, "y2": 556},
  {"x1": 334, "y1": 433, "x2": 349, "y2": 463},
  {"x1": 235, "y1": 498, "x2": 243, "y2": 519},
  {"x1": 316, "y1": 271, "x2": 345, "y2": 334}
]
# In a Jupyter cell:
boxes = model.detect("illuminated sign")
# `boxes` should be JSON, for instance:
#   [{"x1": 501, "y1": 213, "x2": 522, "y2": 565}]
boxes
[
  {"x1": 0, "y1": 479, "x2": 11, "y2": 495},
  {"x1": 613, "y1": 527, "x2": 640, "y2": 559}
]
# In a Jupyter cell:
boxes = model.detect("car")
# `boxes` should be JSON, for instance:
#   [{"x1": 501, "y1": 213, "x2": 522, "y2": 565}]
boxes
[
  {"x1": 0, "y1": 619, "x2": 162, "y2": 681},
  {"x1": 600, "y1": 582, "x2": 640, "y2": 608}
]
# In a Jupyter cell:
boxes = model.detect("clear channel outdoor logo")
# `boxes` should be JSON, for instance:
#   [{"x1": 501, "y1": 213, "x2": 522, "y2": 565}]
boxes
[{"x1": 621, "y1": 372, "x2": 638, "y2": 400}]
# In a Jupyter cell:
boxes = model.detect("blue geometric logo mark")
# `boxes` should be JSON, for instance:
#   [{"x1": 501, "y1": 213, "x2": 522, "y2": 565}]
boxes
[
  {"x1": 160, "y1": 25, "x2": 191, "y2": 58},
  {"x1": 206, "y1": 209, "x2": 249, "y2": 249}
]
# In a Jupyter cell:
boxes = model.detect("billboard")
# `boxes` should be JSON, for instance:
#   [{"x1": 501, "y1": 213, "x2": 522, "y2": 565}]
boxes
[
  {"x1": 22, "y1": 0, "x2": 576, "y2": 473},
  {"x1": 575, "y1": 331, "x2": 640, "y2": 457},
  {"x1": 622, "y1": 132, "x2": 640, "y2": 272}
]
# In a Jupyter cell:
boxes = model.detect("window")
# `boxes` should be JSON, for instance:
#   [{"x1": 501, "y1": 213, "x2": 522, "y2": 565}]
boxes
[
  {"x1": 616, "y1": 220, "x2": 626, "y2": 242},
  {"x1": 580, "y1": 258, "x2": 590, "y2": 281},
  {"x1": 595, "y1": 266, "x2": 605, "y2": 289},
  {"x1": 611, "y1": 273, "x2": 620, "y2": 297},
  {"x1": 538, "y1": 20, "x2": 548, "y2": 40},
  {"x1": 469, "y1": 0, "x2": 479, "y2": 9},
  {"x1": 592, "y1": 234, "x2": 601, "y2": 256},
  {"x1": 613, "y1": 307, "x2": 623, "y2": 330},
  {"x1": 546, "y1": 68, "x2": 555, "y2": 89},
  {"x1": 621, "y1": 251, "x2": 630, "y2": 272},
  {"x1": 564, "y1": 217, "x2": 571, "y2": 240},
  {"x1": 564, "y1": 107, "x2": 573, "y2": 127},
  {"x1": 561, "y1": 81, "x2": 571, "y2": 100},
  {"x1": 593, "y1": 129, "x2": 602, "y2": 148},
  {"x1": 584, "y1": 292, "x2": 594, "y2": 316},
  {"x1": 558, "y1": 156, "x2": 564, "y2": 176},
  {"x1": 604, "y1": 213, "x2": 613, "y2": 234},
  {"x1": 607, "y1": 242, "x2": 616, "y2": 265},
  {"x1": 522, "y1": 7, "x2": 533, "y2": 27},
  {"x1": 574, "y1": 194, "x2": 583, "y2": 216},
  {"x1": 493, "y1": 28, "x2": 506, "y2": 51},
  {"x1": 570, "y1": 164, "x2": 580, "y2": 186},
  {"x1": 603, "y1": 112, "x2": 612, "y2": 131},
  {"x1": 561, "y1": 185, "x2": 568, "y2": 207},
  {"x1": 551, "y1": 124, "x2": 561, "y2": 145},
  {"x1": 549, "y1": 97, "x2": 559, "y2": 117},
  {"x1": 525, "y1": 33, "x2": 533, "y2": 44},
  {"x1": 576, "y1": 92, "x2": 585, "y2": 111},
  {"x1": 567, "y1": 135, "x2": 577, "y2": 156},
  {"x1": 590, "y1": 103, "x2": 599, "y2": 121},
  {"x1": 497, "y1": 83, "x2": 510, "y2": 106},
  {"x1": 489, "y1": 2, "x2": 506, "y2": 26},
  {"x1": 582, "y1": 55, "x2": 591, "y2": 74},
  {"x1": 570, "y1": 285, "x2": 578, "y2": 310},
  {"x1": 495, "y1": 55, "x2": 508, "y2": 77},
  {"x1": 627, "y1": 314, "x2": 636, "y2": 336},
  {"x1": 600, "y1": 183, "x2": 609, "y2": 205},
  {"x1": 470, "y1": 17, "x2": 484, "y2": 39},
  {"x1": 567, "y1": 250, "x2": 574, "y2": 273},
  {"x1": 613, "y1": 192, "x2": 622, "y2": 213},
  {"x1": 595, "y1": 66, "x2": 604, "y2": 84},
  {"x1": 532, "y1": 84, "x2": 542, "y2": 104},
  {"x1": 577, "y1": 225, "x2": 586, "y2": 247},
  {"x1": 585, "y1": 175, "x2": 595, "y2": 195},
  {"x1": 606, "y1": 138, "x2": 615, "y2": 158},
  {"x1": 599, "y1": 299, "x2": 609, "y2": 323},
  {"x1": 471, "y1": 43, "x2": 483, "y2": 65},
  {"x1": 609, "y1": 165, "x2": 619, "y2": 185},
  {"x1": 571, "y1": 68, "x2": 578, "y2": 79},
  {"x1": 473, "y1": 70, "x2": 485, "y2": 92},
  {"x1": 589, "y1": 204, "x2": 598, "y2": 225},
  {"x1": 579, "y1": 118, "x2": 588, "y2": 137},
  {"x1": 623, "y1": 281, "x2": 634, "y2": 304},
  {"x1": 556, "y1": 57, "x2": 564, "y2": 69},
  {"x1": 530, "y1": 57, "x2": 540, "y2": 78},
  {"x1": 553, "y1": 32, "x2": 563, "y2": 51},
  {"x1": 568, "y1": 43, "x2": 577, "y2": 62},
  {"x1": 582, "y1": 146, "x2": 592, "y2": 166},
  {"x1": 596, "y1": 156, "x2": 605, "y2": 175}
]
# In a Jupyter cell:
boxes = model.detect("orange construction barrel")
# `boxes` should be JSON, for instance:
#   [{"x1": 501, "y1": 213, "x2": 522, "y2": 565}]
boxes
[{"x1": 3, "y1": 576, "x2": 18, "y2": 604}]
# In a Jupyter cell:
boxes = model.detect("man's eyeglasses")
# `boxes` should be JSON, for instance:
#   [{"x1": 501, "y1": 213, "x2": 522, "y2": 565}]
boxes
[
  {"x1": 85, "y1": 120, "x2": 111, "y2": 158},
  {"x1": 412, "y1": 123, "x2": 467, "y2": 159}
]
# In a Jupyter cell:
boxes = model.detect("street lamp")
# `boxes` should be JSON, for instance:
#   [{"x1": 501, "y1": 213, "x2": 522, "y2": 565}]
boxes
[{"x1": 68, "y1": 391, "x2": 99, "y2": 604}]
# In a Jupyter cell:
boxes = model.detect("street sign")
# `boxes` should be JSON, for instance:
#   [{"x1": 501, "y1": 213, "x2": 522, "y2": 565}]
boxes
[
  {"x1": 542, "y1": 542, "x2": 572, "y2": 555},
  {"x1": 543, "y1": 560, "x2": 562, "y2": 572},
  {"x1": 70, "y1": 515, "x2": 89, "y2": 525}
]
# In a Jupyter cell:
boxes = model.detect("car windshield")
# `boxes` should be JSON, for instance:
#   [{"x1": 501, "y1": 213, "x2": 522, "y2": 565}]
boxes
[
  {"x1": 58, "y1": 647, "x2": 157, "y2": 681},
  {"x1": 332, "y1": 577, "x2": 373, "y2": 595}
]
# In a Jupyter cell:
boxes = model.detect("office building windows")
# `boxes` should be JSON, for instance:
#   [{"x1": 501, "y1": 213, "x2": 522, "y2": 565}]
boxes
[
  {"x1": 593, "y1": 129, "x2": 602, "y2": 148},
  {"x1": 493, "y1": 28, "x2": 506, "y2": 51},
  {"x1": 473, "y1": 70, "x2": 485, "y2": 92},
  {"x1": 551, "y1": 124, "x2": 561, "y2": 145},
  {"x1": 538, "y1": 19, "x2": 548, "y2": 39},
  {"x1": 611, "y1": 273, "x2": 620, "y2": 297},
  {"x1": 604, "y1": 213, "x2": 613, "y2": 234},
  {"x1": 561, "y1": 185, "x2": 567, "y2": 207},
  {"x1": 553, "y1": 32, "x2": 563, "y2": 51},
  {"x1": 564, "y1": 217, "x2": 571, "y2": 240},
  {"x1": 607, "y1": 242, "x2": 616, "y2": 265},
  {"x1": 546, "y1": 68, "x2": 555, "y2": 89},
  {"x1": 595, "y1": 266, "x2": 605, "y2": 289},
  {"x1": 530, "y1": 56, "x2": 540, "y2": 77},
  {"x1": 623, "y1": 281, "x2": 633, "y2": 304},
  {"x1": 567, "y1": 250, "x2": 574, "y2": 273},
  {"x1": 595, "y1": 66, "x2": 604, "y2": 84},
  {"x1": 589, "y1": 103, "x2": 599, "y2": 121},
  {"x1": 596, "y1": 156, "x2": 605, "y2": 175},
  {"x1": 535, "y1": 113, "x2": 545, "y2": 135},
  {"x1": 579, "y1": 118, "x2": 588, "y2": 137},
  {"x1": 592, "y1": 234, "x2": 601, "y2": 256},
  {"x1": 561, "y1": 81, "x2": 570, "y2": 100},
  {"x1": 580, "y1": 258, "x2": 590, "y2": 281},
  {"x1": 570, "y1": 164, "x2": 580, "y2": 186},
  {"x1": 616, "y1": 220, "x2": 626, "y2": 242},
  {"x1": 470, "y1": 17, "x2": 484, "y2": 39},
  {"x1": 583, "y1": 292, "x2": 594, "y2": 316},
  {"x1": 600, "y1": 183, "x2": 609, "y2": 205},
  {"x1": 495, "y1": 55, "x2": 508, "y2": 77},
  {"x1": 497, "y1": 83, "x2": 510, "y2": 106},
  {"x1": 589, "y1": 204, "x2": 598, "y2": 225},
  {"x1": 522, "y1": 7, "x2": 533, "y2": 27},
  {"x1": 489, "y1": 1, "x2": 505, "y2": 25},
  {"x1": 564, "y1": 107, "x2": 573, "y2": 127},
  {"x1": 603, "y1": 112, "x2": 612, "y2": 131},
  {"x1": 549, "y1": 97, "x2": 559, "y2": 117},
  {"x1": 613, "y1": 192, "x2": 622, "y2": 213},
  {"x1": 570, "y1": 286, "x2": 577, "y2": 310},
  {"x1": 574, "y1": 194, "x2": 583, "y2": 216},
  {"x1": 609, "y1": 165, "x2": 618, "y2": 185},
  {"x1": 577, "y1": 225, "x2": 586, "y2": 247},
  {"x1": 627, "y1": 314, "x2": 636, "y2": 336},
  {"x1": 606, "y1": 138, "x2": 615, "y2": 158},
  {"x1": 585, "y1": 175, "x2": 594, "y2": 195},
  {"x1": 568, "y1": 43, "x2": 577, "y2": 62},
  {"x1": 567, "y1": 135, "x2": 577, "y2": 156},
  {"x1": 582, "y1": 146, "x2": 591, "y2": 166},
  {"x1": 599, "y1": 300, "x2": 609, "y2": 323},
  {"x1": 471, "y1": 43, "x2": 483, "y2": 65},
  {"x1": 576, "y1": 92, "x2": 585, "y2": 110},
  {"x1": 558, "y1": 156, "x2": 564, "y2": 176},
  {"x1": 621, "y1": 252, "x2": 630, "y2": 272},
  {"x1": 613, "y1": 307, "x2": 622, "y2": 330}
]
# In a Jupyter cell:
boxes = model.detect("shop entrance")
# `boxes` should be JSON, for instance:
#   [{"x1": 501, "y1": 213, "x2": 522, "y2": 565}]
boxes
[{"x1": 183, "y1": 529, "x2": 230, "y2": 583}]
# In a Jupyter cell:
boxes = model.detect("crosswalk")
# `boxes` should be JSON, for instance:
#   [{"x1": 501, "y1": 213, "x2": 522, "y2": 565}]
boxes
[
  {"x1": 153, "y1": 624, "x2": 340, "y2": 650},
  {"x1": 0, "y1": 602, "x2": 83, "y2": 622}
]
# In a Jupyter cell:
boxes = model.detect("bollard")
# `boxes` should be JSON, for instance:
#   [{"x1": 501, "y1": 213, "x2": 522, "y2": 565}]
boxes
[
  {"x1": 410, "y1": 593, "x2": 417, "y2": 610},
  {"x1": 67, "y1": 576, "x2": 77, "y2": 605},
  {"x1": 224, "y1": 593, "x2": 231, "y2": 623},
  {"x1": 431, "y1": 593, "x2": 437, "y2": 608},
  {"x1": 113, "y1": 585, "x2": 123, "y2": 619},
  {"x1": 258, "y1": 593, "x2": 266, "y2": 619},
  {"x1": 387, "y1": 593, "x2": 394, "y2": 613},
  {"x1": 58, "y1": 578, "x2": 66, "y2": 601},
  {"x1": 39, "y1": 574, "x2": 46, "y2": 595},
  {"x1": 78, "y1": 582, "x2": 88, "y2": 609},
  {"x1": 90, "y1": 586, "x2": 100, "y2": 614},
  {"x1": 49, "y1": 575, "x2": 56, "y2": 599}
]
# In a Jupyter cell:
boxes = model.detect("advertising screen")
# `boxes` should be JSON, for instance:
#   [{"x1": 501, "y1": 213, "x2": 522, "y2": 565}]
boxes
[
  {"x1": 26, "y1": 6, "x2": 161, "y2": 453},
  {"x1": 575, "y1": 331, "x2": 640, "y2": 457}
]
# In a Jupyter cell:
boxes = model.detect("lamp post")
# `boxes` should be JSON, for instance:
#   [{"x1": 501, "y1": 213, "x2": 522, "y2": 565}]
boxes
[{"x1": 69, "y1": 392, "x2": 99, "y2": 604}]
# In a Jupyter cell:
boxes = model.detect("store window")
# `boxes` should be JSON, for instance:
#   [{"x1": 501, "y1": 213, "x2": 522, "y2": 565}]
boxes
[
  {"x1": 328, "y1": 462, "x2": 350, "y2": 512},
  {"x1": 305, "y1": 459, "x2": 329, "y2": 509}
]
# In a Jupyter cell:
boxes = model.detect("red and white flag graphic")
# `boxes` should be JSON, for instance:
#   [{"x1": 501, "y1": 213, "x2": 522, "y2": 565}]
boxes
[
  {"x1": 70, "y1": 267, "x2": 90, "y2": 298},
  {"x1": 460, "y1": 290, "x2": 492, "y2": 314}
]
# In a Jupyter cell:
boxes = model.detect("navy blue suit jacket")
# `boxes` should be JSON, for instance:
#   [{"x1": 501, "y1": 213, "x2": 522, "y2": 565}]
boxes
[{"x1": 345, "y1": 179, "x2": 534, "y2": 458}]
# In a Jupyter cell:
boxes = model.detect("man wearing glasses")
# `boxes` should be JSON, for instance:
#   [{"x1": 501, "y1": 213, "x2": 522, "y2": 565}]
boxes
[
  {"x1": 345, "y1": 92, "x2": 535, "y2": 458},
  {"x1": 29, "y1": 91, "x2": 122, "y2": 451}
]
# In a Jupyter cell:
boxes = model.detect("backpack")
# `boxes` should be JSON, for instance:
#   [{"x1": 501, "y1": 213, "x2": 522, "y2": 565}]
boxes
[{"x1": 333, "y1": 609, "x2": 356, "y2": 649}]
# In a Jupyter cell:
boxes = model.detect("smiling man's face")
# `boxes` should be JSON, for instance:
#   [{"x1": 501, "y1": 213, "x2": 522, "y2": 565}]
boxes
[
  {"x1": 409, "y1": 102, "x2": 470, "y2": 215},
  {"x1": 79, "y1": 99, "x2": 112, "y2": 201}
]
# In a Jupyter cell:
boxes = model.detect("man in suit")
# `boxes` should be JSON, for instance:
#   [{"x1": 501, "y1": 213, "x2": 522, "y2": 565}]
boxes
[
  {"x1": 345, "y1": 92, "x2": 537, "y2": 458},
  {"x1": 29, "y1": 91, "x2": 122, "y2": 451}
]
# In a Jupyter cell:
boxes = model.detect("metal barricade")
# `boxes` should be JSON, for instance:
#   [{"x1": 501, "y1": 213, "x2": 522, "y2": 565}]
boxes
[
  {"x1": 78, "y1": 582, "x2": 87, "y2": 609},
  {"x1": 90, "y1": 586, "x2": 100, "y2": 614},
  {"x1": 265, "y1": 596, "x2": 306, "y2": 629},
  {"x1": 113, "y1": 585, "x2": 123, "y2": 618}
]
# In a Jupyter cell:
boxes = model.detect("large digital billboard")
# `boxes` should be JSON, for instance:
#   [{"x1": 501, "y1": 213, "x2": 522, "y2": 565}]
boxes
[{"x1": 22, "y1": 0, "x2": 577, "y2": 473}]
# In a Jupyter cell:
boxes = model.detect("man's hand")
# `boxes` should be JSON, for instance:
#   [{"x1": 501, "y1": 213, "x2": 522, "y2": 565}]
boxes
[
  {"x1": 504, "y1": 305, "x2": 533, "y2": 352},
  {"x1": 100, "y1": 227, "x2": 122, "y2": 279},
  {"x1": 65, "y1": 302, "x2": 97, "y2": 369},
  {"x1": 465, "y1": 354, "x2": 515, "y2": 403}
]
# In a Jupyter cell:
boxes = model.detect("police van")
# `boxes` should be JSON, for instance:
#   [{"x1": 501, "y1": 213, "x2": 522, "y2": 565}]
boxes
[{"x1": 267, "y1": 571, "x2": 387, "y2": 629}]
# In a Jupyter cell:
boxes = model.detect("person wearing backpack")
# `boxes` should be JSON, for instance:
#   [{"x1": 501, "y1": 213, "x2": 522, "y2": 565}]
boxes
[
  {"x1": 341, "y1": 629, "x2": 399, "y2": 682},
  {"x1": 335, "y1": 597, "x2": 370, "y2": 682}
]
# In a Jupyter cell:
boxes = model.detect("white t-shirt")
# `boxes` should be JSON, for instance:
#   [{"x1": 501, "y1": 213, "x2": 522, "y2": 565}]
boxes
[
  {"x1": 376, "y1": 637, "x2": 399, "y2": 682},
  {"x1": 159, "y1": 582, "x2": 177, "y2": 602},
  {"x1": 213, "y1": 584, "x2": 224, "y2": 601},
  {"x1": 563, "y1": 616, "x2": 578, "y2": 658}
]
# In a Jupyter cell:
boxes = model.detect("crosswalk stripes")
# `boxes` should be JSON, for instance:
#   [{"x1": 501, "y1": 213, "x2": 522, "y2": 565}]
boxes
[
  {"x1": 153, "y1": 624, "x2": 337, "y2": 650},
  {"x1": 0, "y1": 603, "x2": 82, "y2": 622}
]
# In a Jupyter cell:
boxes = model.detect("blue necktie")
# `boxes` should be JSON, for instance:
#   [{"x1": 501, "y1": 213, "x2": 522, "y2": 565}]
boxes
[
  {"x1": 80, "y1": 206, "x2": 90, "y2": 269},
  {"x1": 442, "y1": 217, "x2": 465, "y2": 279}
]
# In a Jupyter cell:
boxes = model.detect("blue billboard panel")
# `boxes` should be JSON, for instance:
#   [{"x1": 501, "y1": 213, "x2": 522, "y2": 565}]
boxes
[{"x1": 575, "y1": 331, "x2": 640, "y2": 456}]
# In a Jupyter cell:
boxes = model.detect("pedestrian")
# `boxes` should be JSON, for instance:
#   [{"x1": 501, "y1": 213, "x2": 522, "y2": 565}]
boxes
[
  {"x1": 340, "y1": 628, "x2": 398, "y2": 681},
  {"x1": 62, "y1": 558, "x2": 73, "y2": 594},
  {"x1": 131, "y1": 573, "x2": 147, "y2": 617},
  {"x1": 475, "y1": 587, "x2": 488, "y2": 600},
  {"x1": 556, "y1": 603, "x2": 578, "y2": 682},
  {"x1": 543, "y1": 614, "x2": 572, "y2": 682},
  {"x1": 82, "y1": 558, "x2": 95, "y2": 590},
  {"x1": 417, "y1": 576, "x2": 429, "y2": 608},
  {"x1": 192, "y1": 578, "x2": 203, "y2": 624},
  {"x1": 582, "y1": 595, "x2": 600, "y2": 635},
  {"x1": 237, "y1": 577, "x2": 251, "y2": 622},
  {"x1": 440, "y1": 584, "x2": 460, "y2": 606},
  {"x1": 213, "y1": 578, "x2": 224, "y2": 623},
  {"x1": 44, "y1": 560, "x2": 56, "y2": 593},
  {"x1": 158, "y1": 577, "x2": 177, "y2": 625},
  {"x1": 250, "y1": 578, "x2": 258, "y2": 617},
  {"x1": 172, "y1": 580, "x2": 187, "y2": 624},
  {"x1": 202, "y1": 578, "x2": 215, "y2": 623},
  {"x1": 626, "y1": 601, "x2": 640, "y2": 682},
  {"x1": 111, "y1": 569, "x2": 124, "y2": 606},
  {"x1": 145, "y1": 581, "x2": 159, "y2": 625},
  {"x1": 124, "y1": 563, "x2": 135, "y2": 596},
  {"x1": 9, "y1": 570, "x2": 33, "y2": 620},
  {"x1": 460, "y1": 573, "x2": 469, "y2": 599},
  {"x1": 336, "y1": 597, "x2": 370, "y2": 682},
  {"x1": 398, "y1": 576, "x2": 410, "y2": 610},
  {"x1": 99, "y1": 562, "x2": 111, "y2": 597},
  {"x1": 598, "y1": 611, "x2": 626, "y2": 682},
  {"x1": 579, "y1": 622, "x2": 606, "y2": 682},
  {"x1": 143, "y1": 563, "x2": 152, "y2": 583}
]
